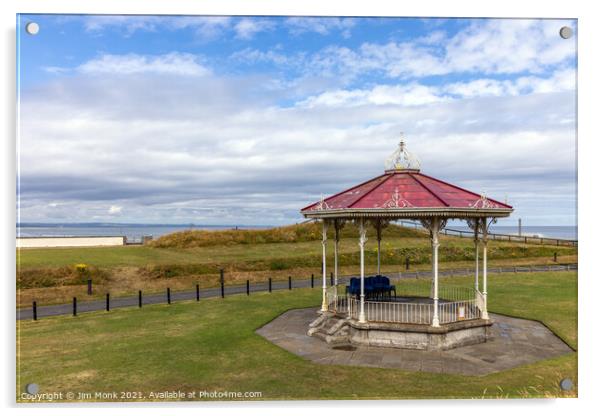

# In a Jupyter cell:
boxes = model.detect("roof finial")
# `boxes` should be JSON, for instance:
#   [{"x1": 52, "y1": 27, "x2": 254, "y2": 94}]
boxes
[{"x1": 384, "y1": 132, "x2": 420, "y2": 172}]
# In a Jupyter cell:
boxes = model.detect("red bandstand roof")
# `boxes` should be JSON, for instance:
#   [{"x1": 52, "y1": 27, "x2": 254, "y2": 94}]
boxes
[
  {"x1": 302, "y1": 170, "x2": 512, "y2": 212},
  {"x1": 301, "y1": 139, "x2": 512, "y2": 220}
]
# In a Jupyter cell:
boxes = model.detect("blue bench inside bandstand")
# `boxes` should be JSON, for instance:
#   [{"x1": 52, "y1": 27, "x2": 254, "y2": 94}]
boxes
[{"x1": 345, "y1": 275, "x2": 396, "y2": 299}]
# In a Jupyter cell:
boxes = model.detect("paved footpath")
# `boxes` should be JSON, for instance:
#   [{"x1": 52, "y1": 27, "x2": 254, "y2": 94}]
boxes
[
  {"x1": 17, "y1": 263, "x2": 576, "y2": 320},
  {"x1": 256, "y1": 307, "x2": 574, "y2": 376}
]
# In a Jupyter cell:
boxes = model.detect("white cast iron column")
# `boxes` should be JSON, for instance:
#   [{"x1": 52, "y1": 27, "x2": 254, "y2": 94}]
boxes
[
  {"x1": 482, "y1": 218, "x2": 489, "y2": 320},
  {"x1": 474, "y1": 220, "x2": 480, "y2": 292},
  {"x1": 431, "y1": 219, "x2": 441, "y2": 327},
  {"x1": 359, "y1": 219, "x2": 367, "y2": 323},
  {"x1": 321, "y1": 220, "x2": 328, "y2": 312},
  {"x1": 376, "y1": 220, "x2": 382, "y2": 275},
  {"x1": 334, "y1": 220, "x2": 339, "y2": 287}
]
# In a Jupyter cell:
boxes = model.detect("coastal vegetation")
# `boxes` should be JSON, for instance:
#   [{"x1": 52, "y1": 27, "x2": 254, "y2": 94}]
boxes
[{"x1": 16, "y1": 223, "x2": 577, "y2": 308}]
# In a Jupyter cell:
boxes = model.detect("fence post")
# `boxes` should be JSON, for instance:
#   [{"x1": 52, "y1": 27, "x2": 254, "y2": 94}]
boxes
[
  {"x1": 196, "y1": 284, "x2": 200, "y2": 301},
  {"x1": 167, "y1": 288, "x2": 171, "y2": 304},
  {"x1": 138, "y1": 290, "x2": 142, "y2": 308},
  {"x1": 405, "y1": 257, "x2": 410, "y2": 270},
  {"x1": 288, "y1": 276, "x2": 292, "y2": 290},
  {"x1": 311, "y1": 273, "x2": 314, "y2": 288},
  {"x1": 220, "y1": 269, "x2": 225, "y2": 298},
  {"x1": 268, "y1": 277, "x2": 272, "y2": 293},
  {"x1": 106, "y1": 293, "x2": 110, "y2": 311},
  {"x1": 87, "y1": 279, "x2": 92, "y2": 295},
  {"x1": 246, "y1": 280, "x2": 250, "y2": 296},
  {"x1": 554, "y1": 252, "x2": 558, "y2": 262},
  {"x1": 330, "y1": 272, "x2": 334, "y2": 286},
  {"x1": 73, "y1": 297, "x2": 77, "y2": 316},
  {"x1": 32, "y1": 301, "x2": 37, "y2": 321}
]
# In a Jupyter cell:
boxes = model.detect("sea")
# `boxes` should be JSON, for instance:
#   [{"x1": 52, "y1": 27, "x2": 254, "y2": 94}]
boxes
[
  {"x1": 447, "y1": 225, "x2": 578, "y2": 240},
  {"x1": 16, "y1": 223, "x2": 578, "y2": 241}
]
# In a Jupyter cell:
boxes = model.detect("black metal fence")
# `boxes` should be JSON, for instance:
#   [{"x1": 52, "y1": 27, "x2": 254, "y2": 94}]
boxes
[
  {"x1": 20, "y1": 263, "x2": 577, "y2": 321},
  {"x1": 398, "y1": 221, "x2": 577, "y2": 247}
]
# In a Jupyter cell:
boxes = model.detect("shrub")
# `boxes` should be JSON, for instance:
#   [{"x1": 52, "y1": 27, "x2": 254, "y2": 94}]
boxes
[
  {"x1": 149, "y1": 222, "x2": 425, "y2": 249},
  {"x1": 17, "y1": 265, "x2": 110, "y2": 289}
]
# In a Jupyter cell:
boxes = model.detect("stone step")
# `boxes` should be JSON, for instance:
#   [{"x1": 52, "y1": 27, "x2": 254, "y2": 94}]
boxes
[
  {"x1": 309, "y1": 315, "x2": 351, "y2": 345},
  {"x1": 308, "y1": 313, "x2": 329, "y2": 329},
  {"x1": 325, "y1": 317, "x2": 348, "y2": 335}
]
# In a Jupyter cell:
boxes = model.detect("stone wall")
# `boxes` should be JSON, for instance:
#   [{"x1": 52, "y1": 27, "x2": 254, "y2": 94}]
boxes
[{"x1": 17, "y1": 236, "x2": 126, "y2": 248}]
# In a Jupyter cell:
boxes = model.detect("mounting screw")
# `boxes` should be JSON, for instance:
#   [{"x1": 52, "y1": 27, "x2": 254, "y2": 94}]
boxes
[
  {"x1": 559, "y1": 26, "x2": 573, "y2": 39},
  {"x1": 25, "y1": 383, "x2": 39, "y2": 394},
  {"x1": 25, "y1": 22, "x2": 39, "y2": 35},
  {"x1": 559, "y1": 378, "x2": 574, "y2": 391}
]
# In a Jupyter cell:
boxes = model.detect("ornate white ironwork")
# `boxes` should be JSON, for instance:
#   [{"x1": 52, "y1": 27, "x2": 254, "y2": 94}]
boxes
[
  {"x1": 381, "y1": 187, "x2": 413, "y2": 208},
  {"x1": 313, "y1": 194, "x2": 331, "y2": 210},
  {"x1": 469, "y1": 194, "x2": 497, "y2": 209},
  {"x1": 419, "y1": 218, "x2": 447, "y2": 235},
  {"x1": 384, "y1": 133, "x2": 421, "y2": 171}
]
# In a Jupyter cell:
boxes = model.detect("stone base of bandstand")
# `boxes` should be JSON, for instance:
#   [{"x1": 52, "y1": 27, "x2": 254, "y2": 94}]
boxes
[
  {"x1": 308, "y1": 312, "x2": 493, "y2": 351},
  {"x1": 258, "y1": 307, "x2": 573, "y2": 375}
]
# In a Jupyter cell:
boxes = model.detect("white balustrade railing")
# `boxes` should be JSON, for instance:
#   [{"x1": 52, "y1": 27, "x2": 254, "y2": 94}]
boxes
[
  {"x1": 365, "y1": 300, "x2": 433, "y2": 324},
  {"x1": 337, "y1": 291, "x2": 482, "y2": 325},
  {"x1": 439, "y1": 286, "x2": 474, "y2": 302},
  {"x1": 326, "y1": 286, "x2": 338, "y2": 312},
  {"x1": 438, "y1": 299, "x2": 481, "y2": 324},
  {"x1": 328, "y1": 284, "x2": 483, "y2": 325},
  {"x1": 344, "y1": 296, "x2": 432, "y2": 324}
]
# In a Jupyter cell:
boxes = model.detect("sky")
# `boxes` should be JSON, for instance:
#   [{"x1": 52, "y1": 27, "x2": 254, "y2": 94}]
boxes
[{"x1": 16, "y1": 15, "x2": 577, "y2": 226}]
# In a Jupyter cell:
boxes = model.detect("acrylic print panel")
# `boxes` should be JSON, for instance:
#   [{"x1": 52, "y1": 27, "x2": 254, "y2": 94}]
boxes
[{"x1": 16, "y1": 14, "x2": 578, "y2": 402}]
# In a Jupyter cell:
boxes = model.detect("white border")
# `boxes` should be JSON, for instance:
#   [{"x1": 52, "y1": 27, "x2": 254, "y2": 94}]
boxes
[{"x1": 2, "y1": 0, "x2": 601, "y2": 414}]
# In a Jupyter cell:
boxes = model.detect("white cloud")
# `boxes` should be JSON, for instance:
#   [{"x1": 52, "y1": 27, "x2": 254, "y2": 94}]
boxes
[
  {"x1": 83, "y1": 15, "x2": 160, "y2": 34},
  {"x1": 285, "y1": 17, "x2": 356, "y2": 37},
  {"x1": 444, "y1": 19, "x2": 576, "y2": 74},
  {"x1": 299, "y1": 19, "x2": 576, "y2": 82},
  {"x1": 82, "y1": 16, "x2": 234, "y2": 40},
  {"x1": 297, "y1": 84, "x2": 448, "y2": 108},
  {"x1": 229, "y1": 47, "x2": 306, "y2": 69},
  {"x1": 234, "y1": 18, "x2": 275, "y2": 39},
  {"x1": 19, "y1": 17, "x2": 577, "y2": 225},
  {"x1": 77, "y1": 53, "x2": 210, "y2": 76},
  {"x1": 296, "y1": 68, "x2": 575, "y2": 108},
  {"x1": 108, "y1": 205, "x2": 122, "y2": 214},
  {"x1": 19, "y1": 57, "x2": 576, "y2": 224}
]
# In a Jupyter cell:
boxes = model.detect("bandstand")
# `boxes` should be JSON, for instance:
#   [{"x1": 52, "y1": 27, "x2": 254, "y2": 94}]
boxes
[{"x1": 301, "y1": 137, "x2": 513, "y2": 350}]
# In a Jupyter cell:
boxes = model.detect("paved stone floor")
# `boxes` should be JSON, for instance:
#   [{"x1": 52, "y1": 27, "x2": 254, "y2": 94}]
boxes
[{"x1": 256, "y1": 308, "x2": 573, "y2": 376}]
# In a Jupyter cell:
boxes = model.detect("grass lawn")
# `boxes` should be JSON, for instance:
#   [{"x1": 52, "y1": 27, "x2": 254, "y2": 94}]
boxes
[
  {"x1": 17, "y1": 236, "x2": 575, "y2": 269},
  {"x1": 16, "y1": 232, "x2": 576, "y2": 309},
  {"x1": 17, "y1": 271, "x2": 577, "y2": 401},
  {"x1": 16, "y1": 254, "x2": 576, "y2": 309}
]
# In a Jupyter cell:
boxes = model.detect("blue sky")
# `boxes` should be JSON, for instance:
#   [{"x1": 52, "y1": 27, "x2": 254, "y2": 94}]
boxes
[{"x1": 17, "y1": 15, "x2": 577, "y2": 226}]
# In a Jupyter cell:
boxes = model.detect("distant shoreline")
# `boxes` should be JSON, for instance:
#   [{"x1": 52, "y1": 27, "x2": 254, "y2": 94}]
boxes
[{"x1": 16, "y1": 223, "x2": 577, "y2": 241}]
